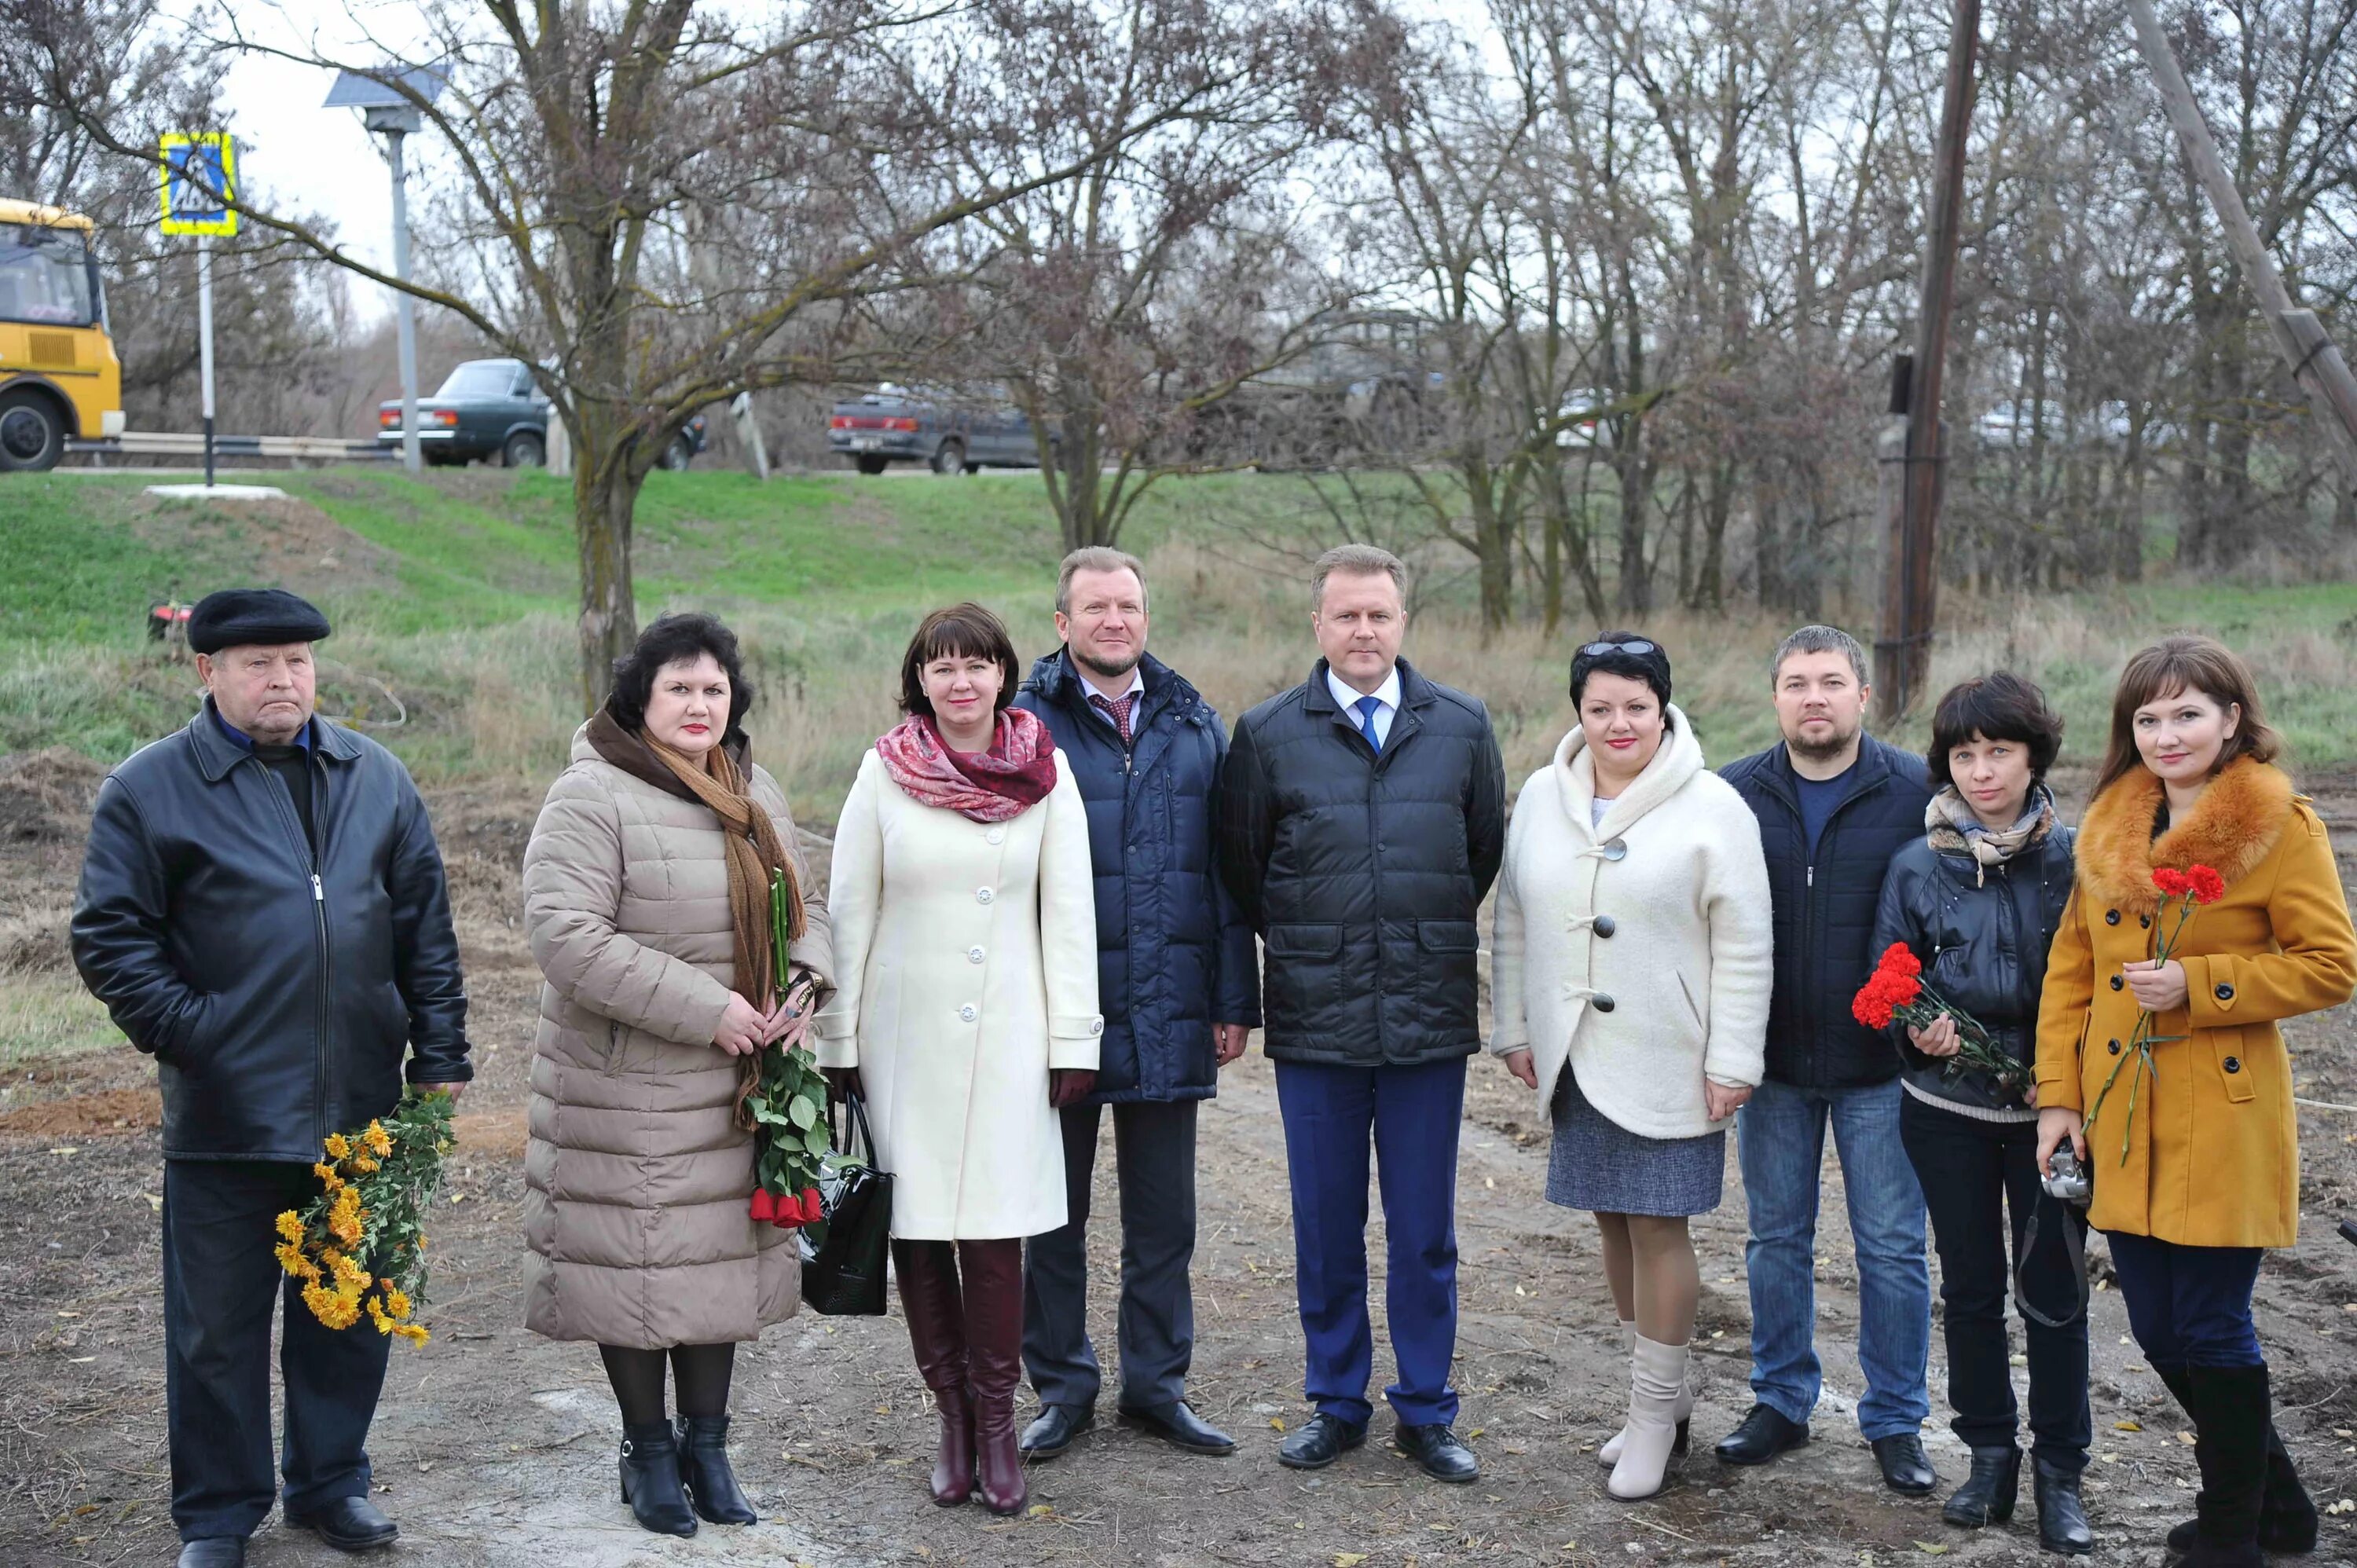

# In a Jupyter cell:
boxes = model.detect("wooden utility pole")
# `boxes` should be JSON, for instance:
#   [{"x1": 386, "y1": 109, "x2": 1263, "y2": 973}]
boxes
[
  {"x1": 1875, "y1": 0, "x2": 1980, "y2": 727},
  {"x1": 2123, "y1": 0, "x2": 2357, "y2": 495}
]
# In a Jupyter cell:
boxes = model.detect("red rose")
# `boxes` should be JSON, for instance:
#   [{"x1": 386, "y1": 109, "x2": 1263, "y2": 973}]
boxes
[
  {"x1": 749, "y1": 1188, "x2": 777, "y2": 1222},
  {"x1": 2153, "y1": 867, "x2": 2190, "y2": 898},
  {"x1": 801, "y1": 1186, "x2": 824, "y2": 1221},
  {"x1": 2187, "y1": 864, "x2": 2227, "y2": 904}
]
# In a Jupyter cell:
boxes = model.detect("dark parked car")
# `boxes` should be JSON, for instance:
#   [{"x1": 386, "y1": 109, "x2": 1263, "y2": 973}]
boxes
[
  {"x1": 379, "y1": 358, "x2": 706, "y2": 469},
  {"x1": 827, "y1": 385, "x2": 1047, "y2": 474}
]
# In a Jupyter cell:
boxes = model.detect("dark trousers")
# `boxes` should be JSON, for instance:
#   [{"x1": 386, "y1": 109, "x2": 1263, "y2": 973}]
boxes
[
  {"x1": 1899, "y1": 1095, "x2": 2092, "y2": 1471},
  {"x1": 2106, "y1": 1230, "x2": 2266, "y2": 1368},
  {"x1": 1023, "y1": 1098, "x2": 1200, "y2": 1412},
  {"x1": 1274, "y1": 1055, "x2": 1464, "y2": 1429},
  {"x1": 163, "y1": 1160, "x2": 390, "y2": 1542}
]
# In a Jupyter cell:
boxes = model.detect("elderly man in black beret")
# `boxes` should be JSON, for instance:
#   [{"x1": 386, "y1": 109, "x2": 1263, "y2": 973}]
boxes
[{"x1": 71, "y1": 588, "x2": 471, "y2": 1568}]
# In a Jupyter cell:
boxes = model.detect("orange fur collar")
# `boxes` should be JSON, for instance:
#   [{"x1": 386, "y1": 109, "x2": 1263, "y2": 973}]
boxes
[{"x1": 2076, "y1": 757, "x2": 2294, "y2": 914}]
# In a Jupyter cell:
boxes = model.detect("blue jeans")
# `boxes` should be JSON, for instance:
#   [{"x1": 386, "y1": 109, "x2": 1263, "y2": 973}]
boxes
[
  {"x1": 2105, "y1": 1231, "x2": 2265, "y2": 1368},
  {"x1": 1736, "y1": 1076, "x2": 1931, "y2": 1439},
  {"x1": 1274, "y1": 1056, "x2": 1465, "y2": 1429}
]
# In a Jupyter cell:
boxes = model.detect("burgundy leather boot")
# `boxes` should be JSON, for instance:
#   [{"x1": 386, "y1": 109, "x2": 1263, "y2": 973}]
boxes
[
  {"x1": 893, "y1": 1240, "x2": 976, "y2": 1506},
  {"x1": 959, "y1": 1239, "x2": 1028, "y2": 1516}
]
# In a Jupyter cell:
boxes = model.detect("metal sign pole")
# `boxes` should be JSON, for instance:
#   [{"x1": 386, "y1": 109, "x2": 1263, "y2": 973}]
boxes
[
  {"x1": 196, "y1": 234, "x2": 217, "y2": 489},
  {"x1": 390, "y1": 128, "x2": 420, "y2": 475}
]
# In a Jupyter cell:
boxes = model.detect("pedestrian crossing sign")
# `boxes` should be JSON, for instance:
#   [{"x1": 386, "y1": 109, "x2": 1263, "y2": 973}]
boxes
[{"x1": 160, "y1": 133, "x2": 238, "y2": 236}]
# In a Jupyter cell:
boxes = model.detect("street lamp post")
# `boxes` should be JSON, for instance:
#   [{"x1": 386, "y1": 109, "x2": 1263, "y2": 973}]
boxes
[{"x1": 323, "y1": 67, "x2": 448, "y2": 476}]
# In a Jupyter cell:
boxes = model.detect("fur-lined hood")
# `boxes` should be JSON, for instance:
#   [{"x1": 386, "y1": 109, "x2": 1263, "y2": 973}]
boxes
[{"x1": 2075, "y1": 755, "x2": 2296, "y2": 915}]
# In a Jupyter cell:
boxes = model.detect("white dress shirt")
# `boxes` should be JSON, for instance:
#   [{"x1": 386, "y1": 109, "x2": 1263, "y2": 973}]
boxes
[{"x1": 1327, "y1": 664, "x2": 1402, "y2": 748}]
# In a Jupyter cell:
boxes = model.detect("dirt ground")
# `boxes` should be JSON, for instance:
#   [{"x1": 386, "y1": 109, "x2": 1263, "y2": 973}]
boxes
[{"x1": 9, "y1": 757, "x2": 2357, "y2": 1567}]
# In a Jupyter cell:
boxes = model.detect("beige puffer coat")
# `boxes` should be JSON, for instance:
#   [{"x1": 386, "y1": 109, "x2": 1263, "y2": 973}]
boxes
[{"x1": 521, "y1": 724, "x2": 835, "y2": 1347}]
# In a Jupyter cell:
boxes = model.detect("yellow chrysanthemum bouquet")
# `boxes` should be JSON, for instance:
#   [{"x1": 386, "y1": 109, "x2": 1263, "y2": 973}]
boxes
[{"x1": 273, "y1": 1087, "x2": 456, "y2": 1345}]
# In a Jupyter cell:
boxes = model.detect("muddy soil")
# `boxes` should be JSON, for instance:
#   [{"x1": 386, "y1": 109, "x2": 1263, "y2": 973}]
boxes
[{"x1": 7, "y1": 764, "x2": 2357, "y2": 1567}]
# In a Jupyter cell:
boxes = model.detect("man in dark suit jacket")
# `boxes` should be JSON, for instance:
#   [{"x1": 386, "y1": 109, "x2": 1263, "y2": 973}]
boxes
[
  {"x1": 1219, "y1": 545, "x2": 1506, "y2": 1483},
  {"x1": 1713, "y1": 625, "x2": 1937, "y2": 1496},
  {"x1": 1012, "y1": 548, "x2": 1260, "y2": 1462}
]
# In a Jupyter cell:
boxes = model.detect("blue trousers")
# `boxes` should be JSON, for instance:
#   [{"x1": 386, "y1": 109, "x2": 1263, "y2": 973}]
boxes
[
  {"x1": 164, "y1": 1160, "x2": 390, "y2": 1542},
  {"x1": 1274, "y1": 1056, "x2": 1464, "y2": 1429},
  {"x1": 2106, "y1": 1231, "x2": 2265, "y2": 1368},
  {"x1": 1736, "y1": 1076, "x2": 1931, "y2": 1439}
]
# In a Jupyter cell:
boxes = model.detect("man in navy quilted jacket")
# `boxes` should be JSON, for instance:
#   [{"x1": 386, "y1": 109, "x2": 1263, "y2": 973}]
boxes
[
  {"x1": 1714, "y1": 625, "x2": 1937, "y2": 1495},
  {"x1": 1012, "y1": 548, "x2": 1260, "y2": 1462}
]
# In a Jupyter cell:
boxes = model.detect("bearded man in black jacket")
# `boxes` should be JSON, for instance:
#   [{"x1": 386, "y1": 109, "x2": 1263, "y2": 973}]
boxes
[
  {"x1": 71, "y1": 589, "x2": 471, "y2": 1568},
  {"x1": 1219, "y1": 545, "x2": 1506, "y2": 1484},
  {"x1": 1714, "y1": 625, "x2": 1937, "y2": 1497}
]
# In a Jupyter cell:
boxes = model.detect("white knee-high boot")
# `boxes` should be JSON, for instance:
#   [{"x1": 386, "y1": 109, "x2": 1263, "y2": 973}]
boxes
[
  {"x1": 1608, "y1": 1335, "x2": 1690, "y2": 1501},
  {"x1": 1599, "y1": 1321, "x2": 1691, "y2": 1467}
]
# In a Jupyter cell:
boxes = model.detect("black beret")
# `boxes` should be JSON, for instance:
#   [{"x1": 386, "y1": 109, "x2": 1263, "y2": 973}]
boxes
[{"x1": 186, "y1": 588, "x2": 332, "y2": 655}]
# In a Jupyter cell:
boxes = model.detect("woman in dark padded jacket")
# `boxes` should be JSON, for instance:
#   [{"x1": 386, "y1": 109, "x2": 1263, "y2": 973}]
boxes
[{"x1": 1871, "y1": 672, "x2": 2090, "y2": 1555}]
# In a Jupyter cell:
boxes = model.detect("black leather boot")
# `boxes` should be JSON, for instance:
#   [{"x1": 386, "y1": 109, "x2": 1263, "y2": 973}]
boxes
[
  {"x1": 2175, "y1": 1365, "x2": 2271, "y2": 1568},
  {"x1": 677, "y1": 1414, "x2": 758, "y2": 1525},
  {"x1": 2034, "y1": 1458, "x2": 2095, "y2": 1555},
  {"x1": 618, "y1": 1420, "x2": 698, "y2": 1537},
  {"x1": 1940, "y1": 1445, "x2": 2019, "y2": 1527},
  {"x1": 2158, "y1": 1360, "x2": 2317, "y2": 1555}
]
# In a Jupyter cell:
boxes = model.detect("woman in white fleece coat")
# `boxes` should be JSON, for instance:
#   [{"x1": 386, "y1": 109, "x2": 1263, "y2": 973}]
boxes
[{"x1": 1491, "y1": 635, "x2": 1772, "y2": 1500}]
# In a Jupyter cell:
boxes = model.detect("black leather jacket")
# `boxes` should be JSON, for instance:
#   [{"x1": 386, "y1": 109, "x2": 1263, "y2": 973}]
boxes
[
  {"x1": 1219, "y1": 658, "x2": 1507, "y2": 1067},
  {"x1": 1871, "y1": 814, "x2": 2077, "y2": 1115},
  {"x1": 71, "y1": 701, "x2": 471, "y2": 1160}
]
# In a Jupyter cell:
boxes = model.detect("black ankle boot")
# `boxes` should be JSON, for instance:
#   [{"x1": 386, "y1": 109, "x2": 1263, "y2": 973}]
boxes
[
  {"x1": 2034, "y1": 1458, "x2": 2095, "y2": 1555},
  {"x1": 1940, "y1": 1445, "x2": 2019, "y2": 1527},
  {"x1": 677, "y1": 1414, "x2": 758, "y2": 1525},
  {"x1": 618, "y1": 1420, "x2": 698, "y2": 1537}
]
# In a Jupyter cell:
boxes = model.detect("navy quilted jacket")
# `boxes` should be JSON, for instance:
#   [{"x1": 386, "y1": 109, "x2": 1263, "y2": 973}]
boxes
[
  {"x1": 1218, "y1": 658, "x2": 1507, "y2": 1066},
  {"x1": 1014, "y1": 650, "x2": 1260, "y2": 1103},
  {"x1": 1719, "y1": 732, "x2": 1934, "y2": 1089}
]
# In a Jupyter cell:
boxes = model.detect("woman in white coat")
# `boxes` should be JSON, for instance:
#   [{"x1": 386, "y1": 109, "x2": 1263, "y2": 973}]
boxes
[
  {"x1": 818, "y1": 602, "x2": 1101, "y2": 1519},
  {"x1": 1492, "y1": 635, "x2": 1772, "y2": 1501}
]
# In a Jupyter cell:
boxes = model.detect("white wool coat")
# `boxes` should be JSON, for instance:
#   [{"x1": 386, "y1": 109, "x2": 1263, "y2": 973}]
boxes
[
  {"x1": 816, "y1": 748, "x2": 1102, "y2": 1240},
  {"x1": 1489, "y1": 706, "x2": 1772, "y2": 1139}
]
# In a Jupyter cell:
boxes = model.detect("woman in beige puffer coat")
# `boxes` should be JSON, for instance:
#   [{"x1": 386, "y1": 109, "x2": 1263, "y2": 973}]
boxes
[{"x1": 522, "y1": 614, "x2": 834, "y2": 1540}]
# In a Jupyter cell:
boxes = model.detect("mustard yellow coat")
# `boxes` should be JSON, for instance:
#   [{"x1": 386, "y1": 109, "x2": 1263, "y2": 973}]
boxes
[{"x1": 2035, "y1": 758, "x2": 2357, "y2": 1247}]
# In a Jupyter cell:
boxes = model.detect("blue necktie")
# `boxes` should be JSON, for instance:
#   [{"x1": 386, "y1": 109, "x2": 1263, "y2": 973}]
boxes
[{"x1": 1354, "y1": 694, "x2": 1384, "y2": 753}]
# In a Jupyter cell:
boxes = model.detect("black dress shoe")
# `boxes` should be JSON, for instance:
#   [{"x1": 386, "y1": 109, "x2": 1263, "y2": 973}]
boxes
[
  {"x1": 618, "y1": 1420, "x2": 697, "y2": 1537},
  {"x1": 1395, "y1": 1423, "x2": 1481, "y2": 1483},
  {"x1": 177, "y1": 1541, "x2": 246, "y2": 1568},
  {"x1": 1277, "y1": 1412, "x2": 1367, "y2": 1470},
  {"x1": 285, "y1": 1495, "x2": 398, "y2": 1553},
  {"x1": 1940, "y1": 1445, "x2": 2019, "y2": 1526},
  {"x1": 1019, "y1": 1402, "x2": 1095, "y2": 1458},
  {"x1": 1872, "y1": 1433, "x2": 1938, "y2": 1495},
  {"x1": 677, "y1": 1413, "x2": 758, "y2": 1525},
  {"x1": 2033, "y1": 1458, "x2": 2095, "y2": 1555},
  {"x1": 1119, "y1": 1400, "x2": 1237, "y2": 1455},
  {"x1": 1715, "y1": 1404, "x2": 1809, "y2": 1466}
]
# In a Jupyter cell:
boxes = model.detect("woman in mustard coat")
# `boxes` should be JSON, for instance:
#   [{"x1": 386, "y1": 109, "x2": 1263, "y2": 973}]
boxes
[{"x1": 2036, "y1": 636, "x2": 2357, "y2": 1568}]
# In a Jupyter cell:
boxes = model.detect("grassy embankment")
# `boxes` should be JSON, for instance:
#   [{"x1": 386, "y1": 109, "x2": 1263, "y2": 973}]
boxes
[{"x1": 8, "y1": 466, "x2": 2357, "y2": 797}]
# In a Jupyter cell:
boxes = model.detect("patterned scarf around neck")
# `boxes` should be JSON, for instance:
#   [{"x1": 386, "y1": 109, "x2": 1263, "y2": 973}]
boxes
[
  {"x1": 875, "y1": 707, "x2": 1058, "y2": 822},
  {"x1": 587, "y1": 705, "x2": 801, "y2": 1009},
  {"x1": 1926, "y1": 782, "x2": 2056, "y2": 886}
]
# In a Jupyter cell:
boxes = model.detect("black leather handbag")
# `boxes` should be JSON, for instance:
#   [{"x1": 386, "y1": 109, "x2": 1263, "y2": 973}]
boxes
[{"x1": 800, "y1": 1089, "x2": 893, "y2": 1316}]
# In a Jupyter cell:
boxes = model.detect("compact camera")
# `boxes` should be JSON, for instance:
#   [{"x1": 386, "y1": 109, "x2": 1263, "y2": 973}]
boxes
[{"x1": 2043, "y1": 1144, "x2": 2092, "y2": 1207}]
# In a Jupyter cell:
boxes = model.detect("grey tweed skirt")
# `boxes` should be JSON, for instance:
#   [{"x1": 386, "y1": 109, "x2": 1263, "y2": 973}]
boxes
[{"x1": 1545, "y1": 1068, "x2": 1725, "y2": 1218}]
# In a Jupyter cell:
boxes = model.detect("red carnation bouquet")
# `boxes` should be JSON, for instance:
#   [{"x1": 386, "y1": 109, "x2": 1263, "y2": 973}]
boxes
[
  {"x1": 1853, "y1": 943, "x2": 2025, "y2": 1097},
  {"x1": 2084, "y1": 863, "x2": 2223, "y2": 1163}
]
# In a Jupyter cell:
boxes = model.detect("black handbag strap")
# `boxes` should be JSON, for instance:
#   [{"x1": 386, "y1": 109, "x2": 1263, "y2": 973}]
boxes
[
  {"x1": 829, "y1": 1088, "x2": 878, "y2": 1165},
  {"x1": 2014, "y1": 1197, "x2": 2091, "y2": 1330}
]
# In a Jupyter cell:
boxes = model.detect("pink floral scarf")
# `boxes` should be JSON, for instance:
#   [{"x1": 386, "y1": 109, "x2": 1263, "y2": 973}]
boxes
[{"x1": 874, "y1": 708, "x2": 1058, "y2": 822}]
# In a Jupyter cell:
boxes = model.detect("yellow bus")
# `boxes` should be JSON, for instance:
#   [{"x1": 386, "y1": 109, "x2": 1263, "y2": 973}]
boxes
[{"x1": 0, "y1": 199, "x2": 123, "y2": 471}]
